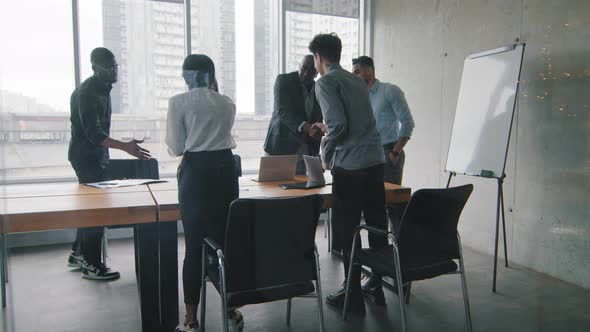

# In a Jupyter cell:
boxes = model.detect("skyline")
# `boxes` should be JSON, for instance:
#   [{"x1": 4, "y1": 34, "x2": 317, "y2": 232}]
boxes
[{"x1": 0, "y1": 0, "x2": 359, "y2": 115}]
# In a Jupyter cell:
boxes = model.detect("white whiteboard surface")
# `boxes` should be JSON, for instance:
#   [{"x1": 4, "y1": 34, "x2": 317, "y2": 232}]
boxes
[{"x1": 445, "y1": 44, "x2": 525, "y2": 178}]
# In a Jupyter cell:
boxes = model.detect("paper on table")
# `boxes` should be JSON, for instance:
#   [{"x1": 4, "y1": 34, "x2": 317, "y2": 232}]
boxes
[{"x1": 84, "y1": 179, "x2": 168, "y2": 189}]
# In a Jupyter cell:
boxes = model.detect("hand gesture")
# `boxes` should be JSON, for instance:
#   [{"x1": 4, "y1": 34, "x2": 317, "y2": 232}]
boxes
[{"x1": 124, "y1": 139, "x2": 151, "y2": 160}]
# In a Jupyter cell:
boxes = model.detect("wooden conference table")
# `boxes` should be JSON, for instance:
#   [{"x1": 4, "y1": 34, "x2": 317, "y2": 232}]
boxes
[{"x1": 0, "y1": 176, "x2": 411, "y2": 331}]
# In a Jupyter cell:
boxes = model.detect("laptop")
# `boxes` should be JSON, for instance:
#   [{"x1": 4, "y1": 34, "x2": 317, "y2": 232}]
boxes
[
  {"x1": 280, "y1": 155, "x2": 326, "y2": 190},
  {"x1": 254, "y1": 155, "x2": 297, "y2": 182}
]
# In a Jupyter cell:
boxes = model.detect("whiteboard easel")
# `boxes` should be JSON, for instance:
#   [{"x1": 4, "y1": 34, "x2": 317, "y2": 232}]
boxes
[{"x1": 445, "y1": 43, "x2": 525, "y2": 292}]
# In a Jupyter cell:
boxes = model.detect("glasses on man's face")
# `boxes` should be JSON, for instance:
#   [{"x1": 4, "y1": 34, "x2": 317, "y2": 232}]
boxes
[{"x1": 95, "y1": 63, "x2": 119, "y2": 73}]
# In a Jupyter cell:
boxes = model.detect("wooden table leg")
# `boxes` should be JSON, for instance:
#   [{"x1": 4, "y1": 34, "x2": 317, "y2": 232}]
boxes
[
  {"x1": 135, "y1": 223, "x2": 161, "y2": 332},
  {"x1": 159, "y1": 220, "x2": 179, "y2": 331}
]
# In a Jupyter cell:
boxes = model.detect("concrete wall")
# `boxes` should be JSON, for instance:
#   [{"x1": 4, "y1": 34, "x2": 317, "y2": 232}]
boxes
[{"x1": 372, "y1": 0, "x2": 589, "y2": 288}]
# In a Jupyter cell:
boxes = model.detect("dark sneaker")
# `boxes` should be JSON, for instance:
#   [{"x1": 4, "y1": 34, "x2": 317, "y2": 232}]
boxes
[
  {"x1": 228, "y1": 309, "x2": 244, "y2": 332},
  {"x1": 361, "y1": 275, "x2": 386, "y2": 306},
  {"x1": 81, "y1": 262, "x2": 120, "y2": 281},
  {"x1": 326, "y1": 282, "x2": 366, "y2": 316},
  {"x1": 67, "y1": 252, "x2": 84, "y2": 269}
]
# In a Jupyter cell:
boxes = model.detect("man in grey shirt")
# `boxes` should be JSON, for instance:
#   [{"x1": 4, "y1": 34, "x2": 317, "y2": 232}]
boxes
[
  {"x1": 309, "y1": 33, "x2": 387, "y2": 316},
  {"x1": 353, "y1": 55, "x2": 415, "y2": 305}
]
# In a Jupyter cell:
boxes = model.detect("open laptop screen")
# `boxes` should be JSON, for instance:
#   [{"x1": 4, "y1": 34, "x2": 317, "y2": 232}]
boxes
[{"x1": 256, "y1": 155, "x2": 297, "y2": 182}]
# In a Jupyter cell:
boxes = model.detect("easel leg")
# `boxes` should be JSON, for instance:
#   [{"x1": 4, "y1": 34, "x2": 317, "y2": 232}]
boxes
[
  {"x1": 446, "y1": 172, "x2": 454, "y2": 188},
  {"x1": 448, "y1": 172, "x2": 508, "y2": 292},
  {"x1": 492, "y1": 179, "x2": 502, "y2": 293},
  {"x1": 500, "y1": 183, "x2": 509, "y2": 267}
]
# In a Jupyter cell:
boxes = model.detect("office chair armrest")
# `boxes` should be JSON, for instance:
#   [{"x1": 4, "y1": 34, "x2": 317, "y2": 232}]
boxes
[
  {"x1": 203, "y1": 237, "x2": 226, "y2": 270},
  {"x1": 203, "y1": 237, "x2": 223, "y2": 252},
  {"x1": 354, "y1": 225, "x2": 389, "y2": 237}
]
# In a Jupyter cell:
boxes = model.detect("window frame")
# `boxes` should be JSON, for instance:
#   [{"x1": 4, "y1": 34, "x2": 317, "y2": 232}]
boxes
[
  {"x1": 1, "y1": 0, "x2": 370, "y2": 185},
  {"x1": 279, "y1": 0, "x2": 370, "y2": 74}
]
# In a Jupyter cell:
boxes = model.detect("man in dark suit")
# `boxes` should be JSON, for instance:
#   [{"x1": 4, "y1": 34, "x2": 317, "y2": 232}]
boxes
[{"x1": 263, "y1": 54, "x2": 323, "y2": 174}]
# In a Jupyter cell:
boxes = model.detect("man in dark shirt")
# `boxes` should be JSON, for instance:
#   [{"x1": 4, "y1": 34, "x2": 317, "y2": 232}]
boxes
[
  {"x1": 263, "y1": 54, "x2": 323, "y2": 174},
  {"x1": 67, "y1": 47, "x2": 150, "y2": 281}
]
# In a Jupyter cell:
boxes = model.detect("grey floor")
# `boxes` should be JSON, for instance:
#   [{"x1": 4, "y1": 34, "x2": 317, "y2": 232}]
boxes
[{"x1": 1, "y1": 223, "x2": 589, "y2": 332}]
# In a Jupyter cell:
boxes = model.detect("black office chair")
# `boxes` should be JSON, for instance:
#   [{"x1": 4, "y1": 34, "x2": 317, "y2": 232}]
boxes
[
  {"x1": 201, "y1": 195, "x2": 325, "y2": 332},
  {"x1": 343, "y1": 184, "x2": 474, "y2": 332},
  {"x1": 102, "y1": 159, "x2": 159, "y2": 266}
]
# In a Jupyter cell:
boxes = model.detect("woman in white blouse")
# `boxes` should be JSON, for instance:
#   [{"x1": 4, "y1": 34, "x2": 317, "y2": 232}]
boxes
[{"x1": 166, "y1": 54, "x2": 241, "y2": 332}]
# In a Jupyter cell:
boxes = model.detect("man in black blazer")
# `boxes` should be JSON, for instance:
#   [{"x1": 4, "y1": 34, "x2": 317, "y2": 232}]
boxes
[{"x1": 263, "y1": 54, "x2": 323, "y2": 174}]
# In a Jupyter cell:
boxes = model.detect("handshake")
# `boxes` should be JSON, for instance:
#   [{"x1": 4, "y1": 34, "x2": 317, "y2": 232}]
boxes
[{"x1": 302, "y1": 122, "x2": 328, "y2": 141}]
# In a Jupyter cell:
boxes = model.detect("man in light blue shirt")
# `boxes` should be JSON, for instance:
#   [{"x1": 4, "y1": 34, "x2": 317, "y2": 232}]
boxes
[{"x1": 353, "y1": 55, "x2": 415, "y2": 306}]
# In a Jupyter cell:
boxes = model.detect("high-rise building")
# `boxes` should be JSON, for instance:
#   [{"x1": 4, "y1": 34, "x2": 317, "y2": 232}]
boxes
[
  {"x1": 286, "y1": 14, "x2": 358, "y2": 72},
  {"x1": 102, "y1": 0, "x2": 127, "y2": 114},
  {"x1": 219, "y1": 0, "x2": 237, "y2": 102},
  {"x1": 286, "y1": 12, "x2": 313, "y2": 73},
  {"x1": 101, "y1": 0, "x2": 236, "y2": 115},
  {"x1": 191, "y1": 0, "x2": 236, "y2": 102}
]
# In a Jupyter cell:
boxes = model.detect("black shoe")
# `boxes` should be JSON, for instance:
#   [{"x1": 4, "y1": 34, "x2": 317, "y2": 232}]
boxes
[
  {"x1": 361, "y1": 275, "x2": 386, "y2": 306},
  {"x1": 326, "y1": 282, "x2": 366, "y2": 316},
  {"x1": 81, "y1": 262, "x2": 120, "y2": 281},
  {"x1": 67, "y1": 252, "x2": 84, "y2": 269}
]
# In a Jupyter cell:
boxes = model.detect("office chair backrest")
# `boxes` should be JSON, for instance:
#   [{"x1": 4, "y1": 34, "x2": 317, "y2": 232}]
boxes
[
  {"x1": 397, "y1": 184, "x2": 473, "y2": 274},
  {"x1": 223, "y1": 195, "x2": 323, "y2": 293},
  {"x1": 107, "y1": 159, "x2": 160, "y2": 180}
]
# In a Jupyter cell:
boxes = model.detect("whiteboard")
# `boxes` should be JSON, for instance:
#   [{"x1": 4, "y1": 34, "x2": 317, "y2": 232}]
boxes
[{"x1": 445, "y1": 44, "x2": 525, "y2": 178}]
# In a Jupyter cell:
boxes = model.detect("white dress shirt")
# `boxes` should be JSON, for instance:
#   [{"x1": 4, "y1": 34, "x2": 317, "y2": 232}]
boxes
[{"x1": 166, "y1": 87, "x2": 236, "y2": 156}]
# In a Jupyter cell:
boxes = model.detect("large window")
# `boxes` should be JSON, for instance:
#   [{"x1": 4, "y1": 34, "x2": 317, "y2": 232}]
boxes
[
  {"x1": 0, "y1": 0, "x2": 75, "y2": 180},
  {"x1": 285, "y1": 11, "x2": 359, "y2": 72},
  {"x1": 285, "y1": 0, "x2": 360, "y2": 73},
  {"x1": 79, "y1": 0, "x2": 187, "y2": 176},
  {"x1": 0, "y1": 0, "x2": 364, "y2": 183}
]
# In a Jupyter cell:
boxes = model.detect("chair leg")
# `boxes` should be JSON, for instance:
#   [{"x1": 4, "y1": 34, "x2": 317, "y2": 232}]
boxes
[
  {"x1": 458, "y1": 236, "x2": 473, "y2": 332},
  {"x1": 314, "y1": 244, "x2": 325, "y2": 332},
  {"x1": 390, "y1": 236, "x2": 407, "y2": 332},
  {"x1": 218, "y1": 253, "x2": 229, "y2": 332},
  {"x1": 342, "y1": 233, "x2": 361, "y2": 320},
  {"x1": 286, "y1": 298, "x2": 292, "y2": 326},
  {"x1": 323, "y1": 212, "x2": 328, "y2": 239},
  {"x1": 405, "y1": 282, "x2": 412, "y2": 304},
  {"x1": 200, "y1": 245, "x2": 208, "y2": 331}
]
